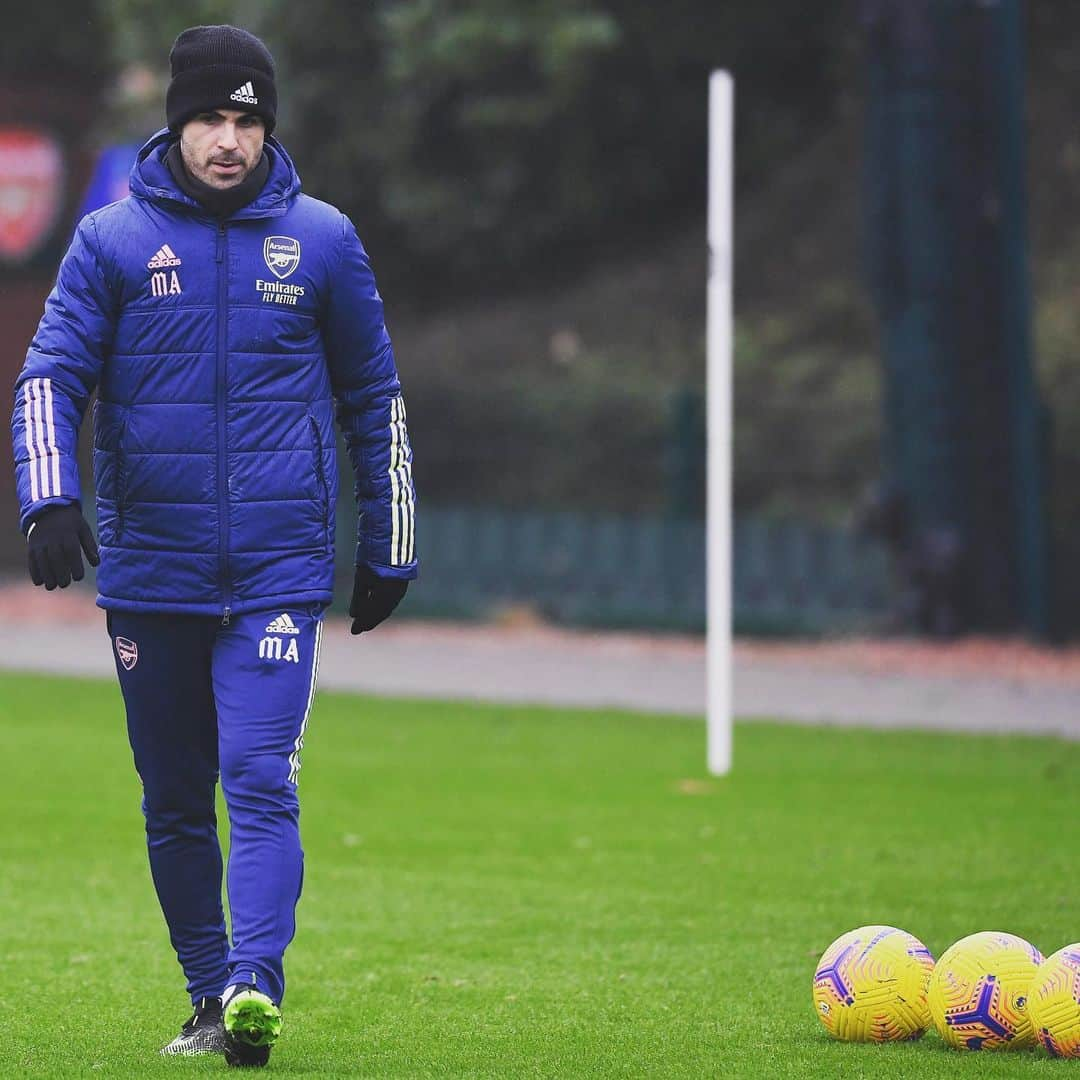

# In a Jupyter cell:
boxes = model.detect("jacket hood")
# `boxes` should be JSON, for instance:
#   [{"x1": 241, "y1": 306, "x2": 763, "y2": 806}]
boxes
[{"x1": 129, "y1": 127, "x2": 301, "y2": 220}]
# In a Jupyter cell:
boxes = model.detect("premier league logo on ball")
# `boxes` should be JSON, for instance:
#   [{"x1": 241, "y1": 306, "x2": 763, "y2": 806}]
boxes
[{"x1": 263, "y1": 236, "x2": 300, "y2": 279}]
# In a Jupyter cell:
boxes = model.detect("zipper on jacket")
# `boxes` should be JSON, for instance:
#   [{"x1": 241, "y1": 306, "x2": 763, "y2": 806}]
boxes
[
  {"x1": 308, "y1": 414, "x2": 331, "y2": 550},
  {"x1": 115, "y1": 414, "x2": 128, "y2": 540},
  {"x1": 215, "y1": 222, "x2": 232, "y2": 619}
]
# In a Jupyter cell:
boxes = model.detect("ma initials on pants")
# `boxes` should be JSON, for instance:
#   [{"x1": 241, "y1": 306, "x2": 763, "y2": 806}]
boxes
[{"x1": 259, "y1": 636, "x2": 299, "y2": 663}]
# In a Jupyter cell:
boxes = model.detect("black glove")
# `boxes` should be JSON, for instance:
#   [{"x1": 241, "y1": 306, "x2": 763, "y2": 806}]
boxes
[
  {"x1": 26, "y1": 504, "x2": 100, "y2": 590},
  {"x1": 349, "y1": 565, "x2": 408, "y2": 635}
]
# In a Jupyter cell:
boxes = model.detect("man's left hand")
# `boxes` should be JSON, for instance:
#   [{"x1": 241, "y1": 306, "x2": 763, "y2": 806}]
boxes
[
  {"x1": 27, "y1": 504, "x2": 100, "y2": 590},
  {"x1": 349, "y1": 566, "x2": 408, "y2": 635}
]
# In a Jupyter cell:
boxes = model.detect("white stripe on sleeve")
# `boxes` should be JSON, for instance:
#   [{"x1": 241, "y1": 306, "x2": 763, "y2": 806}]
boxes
[
  {"x1": 397, "y1": 399, "x2": 412, "y2": 561},
  {"x1": 29, "y1": 379, "x2": 50, "y2": 498},
  {"x1": 42, "y1": 377, "x2": 61, "y2": 497},
  {"x1": 388, "y1": 397, "x2": 402, "y2": 565},
  {"x1": 385, "y1": 396, "x2": 416, "y2": 566},
  {"x1": 22, "y1": 382, "x2": 39, "y2": 503}
]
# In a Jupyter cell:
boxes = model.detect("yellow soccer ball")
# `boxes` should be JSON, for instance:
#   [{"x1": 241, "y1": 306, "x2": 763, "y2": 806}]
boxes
[
  {"x1": 812, "y1": 925, "x2": 935, "y2": 1042},
  {"x1": 928, "y1": 930, "x2": 1043, "y2": 1050},
  {"x1": 1028, "y1": 945, "x2": 1080, "y2": 1058}
]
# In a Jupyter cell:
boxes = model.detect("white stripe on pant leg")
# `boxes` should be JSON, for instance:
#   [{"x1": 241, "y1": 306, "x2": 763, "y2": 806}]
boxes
[
  {"x1": 30, "y1": 379, "x2": 50, "y2": 498},
  {"x1": 288, "y1": 620, "x2": 322, "y2": 783},
  {"x1": 23, "y1": 383, "x2": 39, "y2": 502},
  {"x1": 289, "y1": 620, "x2": 323, "y2": 784},
  {"x1": 42, "y1": 377, "x2": 61, "y2": 496}
]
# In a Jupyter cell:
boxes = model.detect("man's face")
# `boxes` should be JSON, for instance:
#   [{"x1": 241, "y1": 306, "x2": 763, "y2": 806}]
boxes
[{"x1": 179, "y1": 109, "x2": 265, "y2": 189}]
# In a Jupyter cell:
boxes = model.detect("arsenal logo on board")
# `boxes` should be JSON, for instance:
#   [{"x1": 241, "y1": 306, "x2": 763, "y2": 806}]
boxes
[
  {"x1": 264, "y1": 235, "x2": 300, "y2": 279},
  {"x1": 115, "y1": 636, "x2": 139, "y2": 671},
  {"x1": 0, "y1": 129, "x2": 63, "y2": 264}
]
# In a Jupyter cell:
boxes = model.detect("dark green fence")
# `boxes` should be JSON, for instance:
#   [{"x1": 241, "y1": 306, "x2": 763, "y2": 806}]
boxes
[{"x1": 335, "y1": 504, "x2": 891, "y2": 635}]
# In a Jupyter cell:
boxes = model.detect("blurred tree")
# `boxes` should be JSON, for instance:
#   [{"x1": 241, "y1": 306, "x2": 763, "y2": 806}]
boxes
[
  {"x1": 0, "y1": 0, "x2": 110, "y2": 80},
  {"x1": 105, "y1": 0, "x2": 260, "y2": 66},
  {"x1": 261, "y1": 0, "x2": 622, "y2": 295},
  {"x1": 261, "y1": 0, "x2": 846, "y2": 298}
]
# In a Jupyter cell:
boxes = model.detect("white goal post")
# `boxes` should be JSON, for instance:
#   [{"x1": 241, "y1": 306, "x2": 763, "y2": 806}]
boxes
[{"x1": 707, "y1": 71, "x2": 733, "y2": 775}]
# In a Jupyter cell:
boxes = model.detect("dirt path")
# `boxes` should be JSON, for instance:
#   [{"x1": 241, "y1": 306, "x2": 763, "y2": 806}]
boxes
[{"x1": 1, "y1": 581, "x2": 1078, "y2": 738}]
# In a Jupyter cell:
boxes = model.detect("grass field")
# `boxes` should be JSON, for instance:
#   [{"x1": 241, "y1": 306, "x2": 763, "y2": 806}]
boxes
[{"x1": 1, "y1": 671, "x2": 1079, "y2": 1077}]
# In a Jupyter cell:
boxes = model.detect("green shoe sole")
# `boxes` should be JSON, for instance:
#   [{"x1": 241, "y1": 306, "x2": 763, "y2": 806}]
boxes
[{"x1": 224, "y1": 989, "x2": 282, "y2": 1049}]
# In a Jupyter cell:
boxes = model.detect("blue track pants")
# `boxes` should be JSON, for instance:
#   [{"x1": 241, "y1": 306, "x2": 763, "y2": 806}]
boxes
[{"x1": 107, "y1": 605, "x2": 324, "y2": 1005}]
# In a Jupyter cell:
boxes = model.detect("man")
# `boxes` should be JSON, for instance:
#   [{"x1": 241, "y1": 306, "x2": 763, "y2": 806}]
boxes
[{"x1": 10, "y1": 25, "x2": 417, "y2": 1068}]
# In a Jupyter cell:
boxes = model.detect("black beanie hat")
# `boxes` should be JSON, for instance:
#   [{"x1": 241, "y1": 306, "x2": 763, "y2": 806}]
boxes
[{"x1": 166, "y1": 25, "x2": 277, "y2": 134}]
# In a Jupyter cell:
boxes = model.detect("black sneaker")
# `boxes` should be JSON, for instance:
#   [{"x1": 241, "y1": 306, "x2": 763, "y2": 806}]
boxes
[
  {"x1": 160, "y1": 996, "x2": 225, "y2": 1056},
  {"x1": 222, "y1": 985, "x2": 282, "y2": 1068}
]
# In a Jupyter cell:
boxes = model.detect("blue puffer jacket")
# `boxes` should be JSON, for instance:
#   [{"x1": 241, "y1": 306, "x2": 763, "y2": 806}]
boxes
[{"x1": 11, "y1": 130, "x2": 417, "y2": 616}]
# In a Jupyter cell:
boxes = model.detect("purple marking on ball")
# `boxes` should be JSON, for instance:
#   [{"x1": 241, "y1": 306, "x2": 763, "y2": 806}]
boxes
[
  {"x1": 945, "y1": 976, "x2": 1011, "y2": 1040},
  {"x1": 859, "y1": 929, "x2": 894, "y2": 961},
  {"x1": 815, "y1": 943, "x2": 855, "y2": 1002},
  {"x1": 1041, "y1": 1028, "x2": 1064, "y2": 1058}
]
